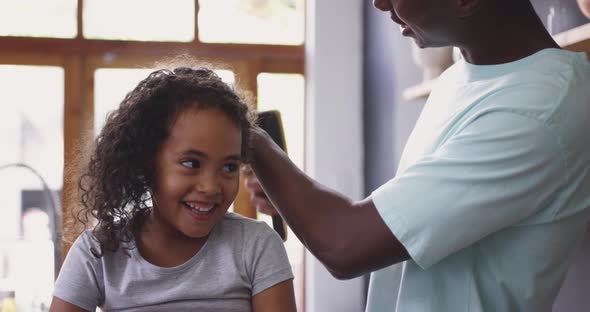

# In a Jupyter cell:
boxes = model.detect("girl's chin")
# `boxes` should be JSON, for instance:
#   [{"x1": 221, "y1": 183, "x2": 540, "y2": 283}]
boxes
[
  {"x1": 182, "y1": 228, "x2": 213, "y2": 239},
  {"x1": 184, "y1": 228, "x2": 212, "y2": 239}
]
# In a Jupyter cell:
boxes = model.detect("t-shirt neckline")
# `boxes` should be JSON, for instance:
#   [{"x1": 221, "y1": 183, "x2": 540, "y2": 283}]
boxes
[{"x1": 131, "y1": 223, "x2": 220, "y2": 274}]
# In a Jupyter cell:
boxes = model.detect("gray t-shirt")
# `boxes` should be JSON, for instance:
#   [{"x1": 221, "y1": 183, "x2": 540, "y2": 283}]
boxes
[{"x1": 53, "y1": 212, "x2": 293, "y2": 311}]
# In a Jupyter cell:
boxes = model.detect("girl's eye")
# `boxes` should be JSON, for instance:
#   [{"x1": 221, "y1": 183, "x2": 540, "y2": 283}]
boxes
[
  {"x1": 222, "y1": 163, "x2": 239, "y2": 174},
  {"x1": 181, "y1": 160, "x2": 200, "y2": 169}
]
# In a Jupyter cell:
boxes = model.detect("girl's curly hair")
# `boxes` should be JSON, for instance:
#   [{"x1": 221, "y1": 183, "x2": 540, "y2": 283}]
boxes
[{"x1": 75, "y1": 65, "x2": 256, "y2": 257}]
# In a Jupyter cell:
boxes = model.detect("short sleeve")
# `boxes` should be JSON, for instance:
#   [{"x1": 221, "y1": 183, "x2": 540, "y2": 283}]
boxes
[
  {"x1": 244, "y1": 222, "x2": 294, "y2": 296},
  {"x1": 53, "y1": 232, "x2": 104, "y2": 311},
  {"x1": 371, "y1": 112, "x2": 567, "y2": 269}
]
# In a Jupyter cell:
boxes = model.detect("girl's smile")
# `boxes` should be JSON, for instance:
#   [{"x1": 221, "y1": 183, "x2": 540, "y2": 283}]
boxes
[{"x1": 183, "y1": 200, "x2": 217, "y2": 221}]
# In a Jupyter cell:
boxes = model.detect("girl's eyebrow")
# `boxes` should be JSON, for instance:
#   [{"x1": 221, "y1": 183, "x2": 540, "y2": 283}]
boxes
[
  {"x1": 180, "y1": 149, "x2": 207, "y2": 158},
  {"x1": 180, "y1": 149, "x2": 241, "y2": 161},
  {"x1": 224, "y1": 155, "x2": 242, "y2": 161}
]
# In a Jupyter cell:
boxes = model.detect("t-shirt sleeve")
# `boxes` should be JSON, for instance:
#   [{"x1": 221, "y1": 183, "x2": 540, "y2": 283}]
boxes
[
  {"x1": 244, "y1": 221, "x2": 294, "y2": 296},
  {"x1": 53, "y1": 231, "x2": 104, "y2": 311},
  {"x1": 371, "y1": 112, "x2": 567, "y2": 269}
]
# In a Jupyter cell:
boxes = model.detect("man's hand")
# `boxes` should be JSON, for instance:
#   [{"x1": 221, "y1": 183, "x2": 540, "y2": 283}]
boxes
[{"x1": 242, "y1": 165, "x2": 280, "y2": 217}]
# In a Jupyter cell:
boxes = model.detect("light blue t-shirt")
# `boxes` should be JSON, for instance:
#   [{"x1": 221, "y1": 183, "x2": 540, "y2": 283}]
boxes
[{"x1": 367, "y1": 49, "x2": 590, "y2": 312}]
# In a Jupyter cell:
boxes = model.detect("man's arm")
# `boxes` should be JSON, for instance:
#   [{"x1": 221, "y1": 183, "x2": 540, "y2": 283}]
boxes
[{"x1": 248, "y1": 128, "x2": 409, "y2": 279}]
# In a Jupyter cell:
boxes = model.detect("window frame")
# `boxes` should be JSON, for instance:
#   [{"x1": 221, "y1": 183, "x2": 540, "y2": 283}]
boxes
[{"x1": 0, "y1": 1, "x2": 305, "y2": 297}]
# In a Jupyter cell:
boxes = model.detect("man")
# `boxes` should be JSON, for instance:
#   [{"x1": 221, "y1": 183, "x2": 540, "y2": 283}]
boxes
[{"x1": 245, "y1": 0, "x2": 590, "y2": 310}]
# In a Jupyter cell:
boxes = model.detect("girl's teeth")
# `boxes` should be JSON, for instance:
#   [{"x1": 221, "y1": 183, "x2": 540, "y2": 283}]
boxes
[
  {"x1": 192, "y1": 208, "x2": 209, "y2": 215},
  {"x1": 185, "y1": 202, "x2": 214, "y2": 212}
]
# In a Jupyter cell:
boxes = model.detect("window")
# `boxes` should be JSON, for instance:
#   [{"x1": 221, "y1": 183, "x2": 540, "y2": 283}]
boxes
[
  {"x1": 0, "y1": 65, "x2": 64, "y2": 239},
  {"x1": 0, "y1": 65, "x2": 64, "y2": 310},
  {"x1": 1, "y1": 1, "x2": 305, "y2": 310},
  {"x1": 83, "y1": 0, "x2": 195, "y2": 42},
  {"x1": 257, "y1": 73, "x2": 305, "y2": 167},
  {"x1": 198, "y1": 0, "x2": 305, "y2": 45},
  {"x1": 0, "y1": 0, "x2": 77, "y2": 38},
  {"x1": 256, "y1": 72, "x2": 305, "y2": 306}
]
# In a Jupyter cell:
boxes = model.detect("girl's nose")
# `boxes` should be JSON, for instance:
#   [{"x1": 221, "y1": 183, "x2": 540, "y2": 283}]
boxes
[{"x1": 196, "y1": 172, "x2": 221, "y2": 195}]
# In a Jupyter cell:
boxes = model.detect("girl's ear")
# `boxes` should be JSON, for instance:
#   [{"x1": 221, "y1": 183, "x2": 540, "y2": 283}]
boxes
[{"x1": 455, "y1": 0, "x2": 482, "y2": 18}]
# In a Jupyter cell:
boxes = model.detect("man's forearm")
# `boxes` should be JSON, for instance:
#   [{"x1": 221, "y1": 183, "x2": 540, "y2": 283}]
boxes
[
  {"x1": 249, "y1": 130, "x2": 409, "y2": 278},
  {"x1": 249, "y1": 130, "x2": 354, "y2": 266}
]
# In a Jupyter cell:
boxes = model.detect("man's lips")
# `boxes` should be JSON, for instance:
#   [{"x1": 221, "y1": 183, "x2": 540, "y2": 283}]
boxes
[{"x1": 389, "y1": 12, "x2": 413, "y2": 37}]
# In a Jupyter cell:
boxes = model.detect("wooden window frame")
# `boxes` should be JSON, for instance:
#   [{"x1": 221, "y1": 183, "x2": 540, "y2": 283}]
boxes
[{"x1": 0, "y1": 0, "x2": 304, "y2": 264}]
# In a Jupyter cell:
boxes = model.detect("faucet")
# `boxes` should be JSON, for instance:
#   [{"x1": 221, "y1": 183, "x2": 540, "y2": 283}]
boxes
[{"x1": 0, "y1": 163, "x2": 62, "y2": 280}]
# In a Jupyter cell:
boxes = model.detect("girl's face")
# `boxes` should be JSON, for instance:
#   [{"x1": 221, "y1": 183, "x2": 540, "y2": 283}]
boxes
[{"x1": 151, "y1": 107, "x2": 242, "y2": 239}]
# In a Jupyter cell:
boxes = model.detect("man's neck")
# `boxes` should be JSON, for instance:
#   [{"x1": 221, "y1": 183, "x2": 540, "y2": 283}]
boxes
[{"x1": 459, "y1": 19, "x2": 560, "y2": 65}]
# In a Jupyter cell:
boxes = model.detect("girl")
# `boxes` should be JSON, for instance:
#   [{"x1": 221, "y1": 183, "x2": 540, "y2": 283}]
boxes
[{"x1": 50, "y1": 64, "x2": 296, "y2": 312}]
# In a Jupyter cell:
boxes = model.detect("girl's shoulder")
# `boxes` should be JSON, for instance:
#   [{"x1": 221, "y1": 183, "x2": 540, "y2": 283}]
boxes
[
  {"x1": 68, "y1": 230, "x2": 131, "y2": 261},
  {"x1": 217, "y1": 212, "x2": 279, "y2": 241},
  {"x1": 62, "y1": 230, "x2": 105, "y2": 265},
  {"x1": 221, "y1": 211, "x2": 274, "y2": 228},
  {"x1": 70, "y1": 230, "x2": 100, "y2": 251}
]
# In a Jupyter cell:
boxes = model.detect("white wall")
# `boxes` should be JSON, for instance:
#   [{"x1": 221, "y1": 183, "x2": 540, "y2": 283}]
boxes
[{"x1": 304, "y1": 0, "x2": 366, "y2": 311}]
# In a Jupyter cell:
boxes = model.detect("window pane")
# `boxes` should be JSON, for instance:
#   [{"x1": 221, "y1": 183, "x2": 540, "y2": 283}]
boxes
[
  {"x1": 256, "y1": 72, "x2": 305, "y2": 309},
  {"x1": 0, "y1": 0, "x2": 77, "y2": 38},
  {"x1": 94, "y1": 68, "x2": 154, "y2": 133},
  {"x1": 215, "y1": 69, "x2": 236, "y2": 86},
  {"x1": 84, "y1": 0, "x2": 195, "y2": 42},
  {"x1": 94, "y1": 68, "x2": 235, "y2": 133},
  {"x1": 198, "y1": 0, "x2": 304, "y2": 45},
  {"x1": 257, "y1": 73, "x2": 304, "y2": 168},
  {"x1": 0, "y1": 65, "x2": 63, "y2": 309}
]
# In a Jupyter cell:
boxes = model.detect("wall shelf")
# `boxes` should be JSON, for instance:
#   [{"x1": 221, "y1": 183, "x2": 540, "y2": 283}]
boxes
[
  {"x1": 402, "y1": 79, "x2": 436, "y2": 101},
  {"x1": 401, "y1": 22, "x2": 590, "y2": 101},
  {"x1": 554, "y1": 22, "x2": 590, "y2": 51}
]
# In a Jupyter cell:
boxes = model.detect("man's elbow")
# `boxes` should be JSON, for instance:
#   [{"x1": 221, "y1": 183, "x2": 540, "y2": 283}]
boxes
[
  {"x1": 313, "y1": 238, "x2": 408, "y2": 280},
  {"x1": 325, "y1": 264, "x2": 364, "y2": 280}
]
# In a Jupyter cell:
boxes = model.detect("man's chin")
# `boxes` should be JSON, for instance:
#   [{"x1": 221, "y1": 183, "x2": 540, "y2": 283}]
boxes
[
  {"x1": 414, "y1": 39, "x2": 427, "y2": 49},
  {"x1": 410, "y1": 37, "x2": 429, "y2": 49},
  {"x1": 413, "y1": 38, "x2": 452, "y2": 50}
]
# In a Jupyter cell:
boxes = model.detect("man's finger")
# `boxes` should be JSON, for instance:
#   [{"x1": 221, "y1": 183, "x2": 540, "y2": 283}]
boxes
[
  {"x1": 244, "y1": 177, "x2": 264, "y2": 193},
  {"x1": 250, "y1": 193, "x2": 278, "y2": 216},
  {"x1": 241, "y1": 164, "x2": 253, "y2": 175},
  {"x1": 258, "y1": 203, "x2": 279, "y2": 216}
]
